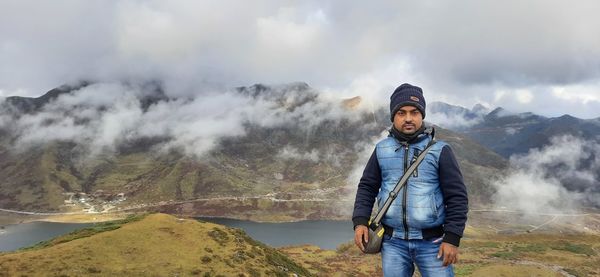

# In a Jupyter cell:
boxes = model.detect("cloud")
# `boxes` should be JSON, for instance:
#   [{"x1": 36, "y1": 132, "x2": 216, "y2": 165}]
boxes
[
  {"x1": 2, "y1": 1, "x2": 600, "y2": 118},
  {"x1": 276, "y1": 146, "x2": 320, "y2": 163},
  {"x1": 1, "y1": 82, "x2": 366, "y2": 160},
  {"x1": 10, "y1": 83, "x2": 148, "y2": 155},
  {"x1": 426, "y1": 113, "x2": 483, "y2": 130},
  {"x1": 552, "y1": 84, "x2": 600, "y2": 104},
  {"x1": 492, "y1": 135, "x2": 600, "y2": 214},
  {"x1": 344, "y1": 129, "x2": 389, "y2": 200},
  {"x1": 505, "y1": 127, "x2": 518, "y2": 136}
]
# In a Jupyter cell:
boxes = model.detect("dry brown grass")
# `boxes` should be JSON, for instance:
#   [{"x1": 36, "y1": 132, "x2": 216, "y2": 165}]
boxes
[{"x1": 280, "y1": 230, "x2": 600, "y2": 277}]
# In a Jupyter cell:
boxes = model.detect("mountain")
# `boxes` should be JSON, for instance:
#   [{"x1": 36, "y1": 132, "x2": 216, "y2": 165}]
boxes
[
  {"x1": 429, "y1": 101, "x2": 481, "y2": 121},
  {"x1": 466, "y1": 109, "x2": 600, "y2": 159},
  {"x1": 1, "y1": 82, "x2": 88, "y2": 115},
  {"x1": 0, "y1": 81, "x2": 170, "y2": 117},
  {"x1": 471, "y1": 103, "x2": 491, "y2": 115},
  {"x1": 0, "y1": 213, "x2": 313, "y2": 276},
  {"x1": 427, "y1": 101, "x2": 600, "y2": 208},
  {"x1": 429, "y1": 101, "x2": 600, "y2": 159},
  {"x1": 427, "y1": 101, "x2": 489, "y2": 130},
  {"x1": 0, "y1": 83, "x2": 507, "y2": 218}
]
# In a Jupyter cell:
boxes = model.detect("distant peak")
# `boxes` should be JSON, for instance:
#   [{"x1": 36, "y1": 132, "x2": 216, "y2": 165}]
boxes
[
  {"x1": 487, "y1": 107, "x2": 506, "y2": 117},
  {"x1": 236, "y1": 82, "x2": 313, "y2": 98},
  {"x1": 471, "y1": 103, "x2": 490, "y2": 114},
  {"x1": 285, "y1": 82, "x2": 311, "y2": 91},
  {"x1": 490, "y1": 107, "x2": 505, "y2": 113},
  {"x1": 558, "y1": 114, "x2": 576, "y2": 119},
  {"x1": 341, "y1": 96, "x2": 362, "y2": 110},
  {"x1": 235, "y1": 82, "x2": 318, "y2": 112},
  {"x1": 3, "y1": 81, "x2": 93, "y2": 114},
  {"x1": 429, "y1": 101, "x2": 460, "y2": 108},
  {"x1": 248, "y1": 82, "x2": 311, "y2": 91},
  {"x1": 37, "y1": 81, "x2": 91, "y2": 101},
  {"x1": 554, "y1": 114, "x2": 580, "y2": 122},
  {"x1": 428, "y1": 101, "x2": 471, "y2": 115}
]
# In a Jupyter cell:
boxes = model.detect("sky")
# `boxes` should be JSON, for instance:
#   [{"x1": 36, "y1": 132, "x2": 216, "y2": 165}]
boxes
[{"x1": 1, "y1": 0, "x2": 600, "y2": 119}]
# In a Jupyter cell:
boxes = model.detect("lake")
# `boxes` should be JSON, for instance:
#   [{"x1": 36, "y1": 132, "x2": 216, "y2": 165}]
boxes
[
  {"x1": 0, "y1": 221, "x2": 93, "y2": 252},
  {"x1": 0, "y1": 218, "x2": 355, "y2": 252},
  {"x1": 198, "y1": 217, "x2": 355, "y2": 249}
]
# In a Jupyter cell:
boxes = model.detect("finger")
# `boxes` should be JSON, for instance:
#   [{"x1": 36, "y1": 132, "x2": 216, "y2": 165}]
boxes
[
  {"x1": 363, "y1": 230, "x2": 369, "y2": 243},
  {"x1": 448, "y1": 255, "x2": 456, "y2": 265},
  {"x1": 356, "y1": 231, "x2": 365, "y2": 251},
  {"x1": 354, "y1": 233, "x2": 362, "y2": 250},
  {"x1": 442, "y1": 252, "x2": 450, "y2": 266},
  {"x1": 451, "y1": 252, "x2": 458, "y2": 265},
  {"x1": 356, "y1": 240, "x2": 364, "y2": 252},
  {"x1": 356, "y1": 237, "x2": 364, "y2": 251},
  {"x1": 437, "y1": 246, "x2": 443, "y2": 259}
]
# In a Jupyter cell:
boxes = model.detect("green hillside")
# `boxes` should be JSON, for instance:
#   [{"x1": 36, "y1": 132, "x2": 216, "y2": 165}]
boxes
[{"x1": 0, "y1": 213, "x2": 312, "y2": 276}]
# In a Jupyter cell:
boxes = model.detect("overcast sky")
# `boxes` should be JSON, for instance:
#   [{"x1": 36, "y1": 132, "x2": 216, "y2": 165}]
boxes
[{"x1": 1, "y1": 0, "x2": 600, "y2": 119}]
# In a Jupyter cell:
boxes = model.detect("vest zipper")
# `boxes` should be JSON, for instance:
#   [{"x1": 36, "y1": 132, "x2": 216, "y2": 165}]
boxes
[
  {"x1": 402, "y1": 143, "x2": 409, "y2": 240},
  {"x1": 412, "y1": 149, "x2": 419, "y2": 177}
]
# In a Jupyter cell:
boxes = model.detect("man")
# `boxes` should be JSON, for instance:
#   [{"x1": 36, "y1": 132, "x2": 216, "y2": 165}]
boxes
[{"x1": 352, "y1": 83, "x2": 468, "y2": 277}]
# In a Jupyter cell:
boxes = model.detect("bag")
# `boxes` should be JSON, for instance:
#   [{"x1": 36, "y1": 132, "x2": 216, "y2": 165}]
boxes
[
  {"x1": 361, "y1": 138, "x2": 437, "y2": 254},
  {"x1": 362, "y1": 222, "x2": 385, "y2": 254}
]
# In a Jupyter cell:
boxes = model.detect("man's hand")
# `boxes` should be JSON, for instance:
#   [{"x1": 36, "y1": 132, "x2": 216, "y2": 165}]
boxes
[
  {"x1": 354, "y1": 225, "x2": 369, "y2": 252},
  {"x1": 437, "y1": 242, "x2": 458, "y2": 266}
]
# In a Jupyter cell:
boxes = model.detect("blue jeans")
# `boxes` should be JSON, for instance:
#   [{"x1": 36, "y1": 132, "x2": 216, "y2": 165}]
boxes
[{"x1": 381, "y1": 234, "x2": 454, "y2": 277}]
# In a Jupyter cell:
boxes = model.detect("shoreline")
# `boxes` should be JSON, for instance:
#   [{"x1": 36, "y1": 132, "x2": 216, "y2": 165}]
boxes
[
  {"x1": 1, "y1": 210, "x2": 351, "y2": 225},
  {"x1": 0, "y1": 212, "x2": 133, "y2": 225}
]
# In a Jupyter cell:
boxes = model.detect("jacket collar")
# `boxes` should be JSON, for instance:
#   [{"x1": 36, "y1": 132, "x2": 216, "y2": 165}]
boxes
[{"x1": 388, "y1": 123, "x2": 435, "y2": 145}]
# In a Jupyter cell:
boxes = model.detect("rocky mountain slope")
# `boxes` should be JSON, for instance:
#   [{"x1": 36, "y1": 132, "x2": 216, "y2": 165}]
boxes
[
  {"x1": 0, "y1": 83, "x2": 507, "y2": 219},
  {"x1": 429, "y1": 101, "x2": 600, "y2": 158}
]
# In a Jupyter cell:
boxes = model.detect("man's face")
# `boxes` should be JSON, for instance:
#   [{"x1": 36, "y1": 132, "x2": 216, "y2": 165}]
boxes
[{"x1": 393, "y1": 105, "x2": 423, "y2": 135}]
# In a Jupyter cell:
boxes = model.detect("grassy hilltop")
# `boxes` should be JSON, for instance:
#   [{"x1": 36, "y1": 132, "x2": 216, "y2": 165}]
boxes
[{"x1": 0, "y1": 213, "x2": 311, "y2": 277}]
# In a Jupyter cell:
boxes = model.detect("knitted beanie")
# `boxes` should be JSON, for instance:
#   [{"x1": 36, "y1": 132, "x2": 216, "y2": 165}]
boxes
[{"x1": 389, "y1": 83, "x2": 426, "y2": 122}]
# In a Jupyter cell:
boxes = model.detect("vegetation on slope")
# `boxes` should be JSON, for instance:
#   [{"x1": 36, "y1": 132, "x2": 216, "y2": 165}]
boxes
[
  {"x1": 0, "y1": 213, "x2": 312, "y2": 276},
  {"x1": 280, "y1": 228, "x2": 600, "y2": 277}
]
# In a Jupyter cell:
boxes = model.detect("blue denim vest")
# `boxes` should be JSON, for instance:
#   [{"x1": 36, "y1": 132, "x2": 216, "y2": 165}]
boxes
[{"x1": 375, "y1": 134, "x2": 447, "y2": 239}]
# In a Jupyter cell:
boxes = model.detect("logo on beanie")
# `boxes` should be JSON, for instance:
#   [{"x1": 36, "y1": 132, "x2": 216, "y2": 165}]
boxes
[{"x1": 410, "y1": 96, "x2": 420, "y2": 102}]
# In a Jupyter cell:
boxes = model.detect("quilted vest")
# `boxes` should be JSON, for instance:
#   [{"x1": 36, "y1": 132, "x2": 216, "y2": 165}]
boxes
[{"x1": 375, "y1": 133, "x2": 447, "y2": 239}]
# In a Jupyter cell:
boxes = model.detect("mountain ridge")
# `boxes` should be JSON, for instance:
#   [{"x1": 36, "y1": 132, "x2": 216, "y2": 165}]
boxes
[{"x1": 0, "y1": 83, "x2": 508, "y2": 218}]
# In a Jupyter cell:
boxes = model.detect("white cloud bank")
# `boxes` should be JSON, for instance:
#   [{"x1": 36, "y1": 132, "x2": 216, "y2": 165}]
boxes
[
  {"x1": 492, "y1": 135, "x2": 600, "y2": 213},
  {"x1": 2, "y1": 1, "x2": 600, "y2": 118},
  {"x1": 1, "y1": 82, "x2": 366, "y2": 160}
]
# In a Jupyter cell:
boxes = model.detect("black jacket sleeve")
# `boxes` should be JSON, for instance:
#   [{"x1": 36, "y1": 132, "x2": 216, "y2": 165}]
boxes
[
  {"x1": 438, "y1": 145, "x2": 469, "y2": 247},
  {"x1": 351, "y1": 148, "x2": 382, "y2": 229}
]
